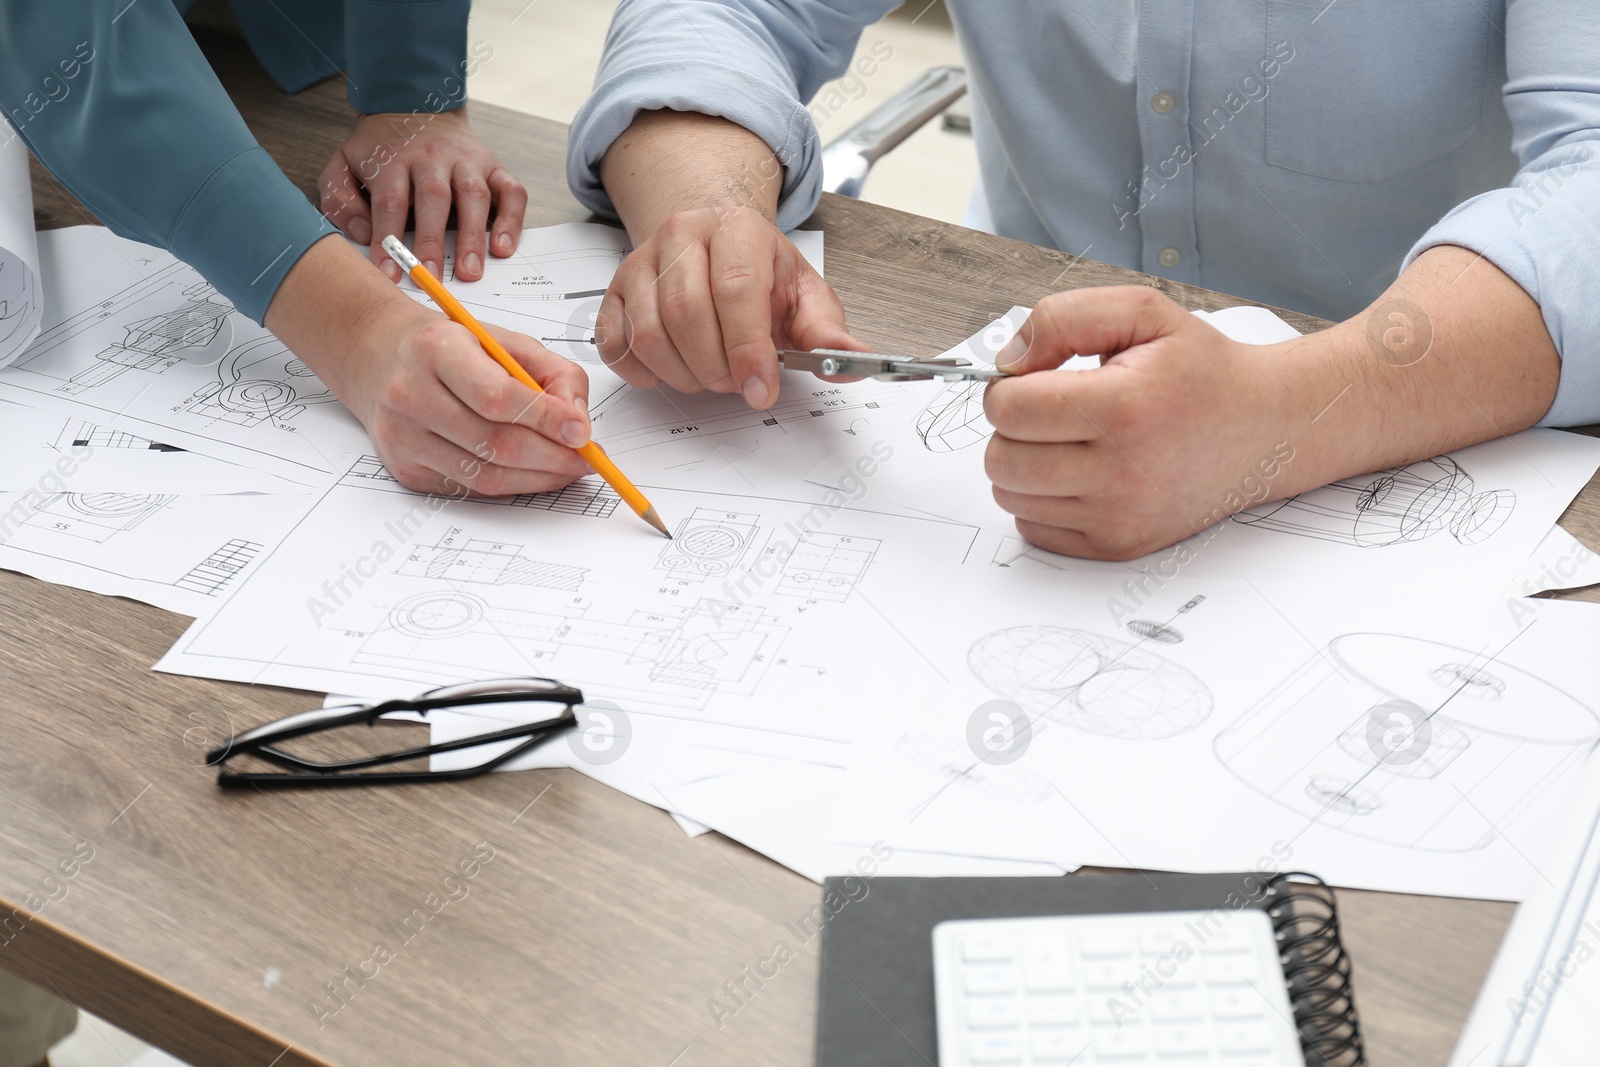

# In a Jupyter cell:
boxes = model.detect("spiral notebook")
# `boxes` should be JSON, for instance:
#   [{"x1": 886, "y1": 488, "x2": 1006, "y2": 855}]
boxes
[{"x1": 814, "y1": 870, "x2": 1364, "y2": 1067}]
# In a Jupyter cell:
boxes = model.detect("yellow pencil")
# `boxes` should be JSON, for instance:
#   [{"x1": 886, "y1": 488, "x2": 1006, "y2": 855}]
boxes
[{"x1": 382, "y1": 235, "x2": 671, "y2": 538}]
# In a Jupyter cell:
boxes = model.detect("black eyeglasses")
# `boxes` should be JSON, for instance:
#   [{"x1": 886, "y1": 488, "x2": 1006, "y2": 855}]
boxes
[{"x1": 205, "y1": 678, "x2": 582, "y2": 788}]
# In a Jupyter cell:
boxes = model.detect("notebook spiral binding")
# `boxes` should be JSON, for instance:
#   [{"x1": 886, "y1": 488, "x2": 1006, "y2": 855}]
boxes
[{"x1": 1264, "y1": 872, "x2": 1366, "y2": 1067}]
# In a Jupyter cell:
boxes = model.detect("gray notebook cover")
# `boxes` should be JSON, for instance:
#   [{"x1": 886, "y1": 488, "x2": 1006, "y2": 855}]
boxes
[{"x1": 814, "y1": 871, "x2": 1273, "y2": 1067}]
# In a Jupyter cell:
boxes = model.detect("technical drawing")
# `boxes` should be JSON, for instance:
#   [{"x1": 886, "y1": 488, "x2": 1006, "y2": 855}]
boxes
[
  {"x1": 60, "y1": 280, "x2": 233, "y2": 394},
  {"x1": 1214, "y1": 634, "x2": 1600, "y2": 852},
  {"x1": 179, "y1": 337, "x2": 335, "y2": 428},
  {"x1": 991, "y1": 536, "x2": 1070, "y2": 571},
  {"x1": 915, "y1": 379, "x2": 991, "y2": 452},
  {"x1": 658, "y1": 509, "x2": 760, "y2": 580},
  {"x1": 774, "y1": 532, "x2": 880, "y2": 603},
  {"x1": 895, "y1": 732, "x2": 1051, "y2": 803},
  {"x1": 174, "y1": 539, "x2": 261, "y2": 596},
  {"x1": 0, "y1": 256, "x2": 39, "y2": 356},
  {"x1": 398, "y1": 529, "x2": 587, "y2": 592},
  {"x1": 968, "y1": 627, "x2": 1213, "y2": 740},
  {"x1": 339, "y1": 457, "x2": 622, "y2": 518},
  {"x1": 356, "y1": 593, "x2": 786, "y2": 709},
  {"x1": 1125, "y1": 619, "x2": 1185, "y2": 644},
  {"x1": 23, "y1": 493, "x2": 174, "y2": 543},
  {"x1": 536, "y1": 296, "x2": 604, "y2": 364},
  {"x1": 54, "y1": 419, "x2": 183, "y2": 452},
  {"x1": 1233, "y1": 457, "x2": 1516, "y2": 548}
]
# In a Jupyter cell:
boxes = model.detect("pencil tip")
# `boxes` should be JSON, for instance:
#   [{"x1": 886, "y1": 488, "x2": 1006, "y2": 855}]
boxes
[{"x1": 643, "y1": 507, "x2": 672, "y2": 538}]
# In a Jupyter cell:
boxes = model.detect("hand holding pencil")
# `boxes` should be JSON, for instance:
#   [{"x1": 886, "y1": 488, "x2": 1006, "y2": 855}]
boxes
[{"x1": 382, "y1": 235, "x2": 672, "y2": 538}]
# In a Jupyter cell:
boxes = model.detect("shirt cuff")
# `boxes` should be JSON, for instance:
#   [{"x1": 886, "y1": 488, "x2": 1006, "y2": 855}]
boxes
[
  {"x1": 345, "y1": 0, "x2": 471, "y2": 116},
  {"x1": 1402, "y1": 153, "x2": 1600, "y2": 427},
  {"x1": 567, "y1": 59, "x2": 823, "y2": 233},
  {"x1": 167, "y1": 146, "x2": 338, "y2": 324}
]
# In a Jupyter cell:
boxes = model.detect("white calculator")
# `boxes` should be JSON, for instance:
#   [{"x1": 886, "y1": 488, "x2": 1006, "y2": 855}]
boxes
[{"x1": 931, "y1": 910, "x2": 1307, "y2": 1066}]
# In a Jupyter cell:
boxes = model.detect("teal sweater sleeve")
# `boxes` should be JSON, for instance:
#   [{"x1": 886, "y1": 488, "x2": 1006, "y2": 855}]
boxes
[{"x1": 0, "y1": 1, "x2": 334, "y2": 323}]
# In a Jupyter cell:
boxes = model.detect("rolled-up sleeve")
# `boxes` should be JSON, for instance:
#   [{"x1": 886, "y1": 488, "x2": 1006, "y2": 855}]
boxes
[
  {"x1": 567, "y1": 0, "x2": 900, "y2": 231},
  {"x1": 0, "y1": 1, "x2": 334, "y2": 323},
  {"x1": 1401, "y1": 0, "x2": 1600, "y2": 427},
  {"x1": 345, "y1": 0, "x2": 471, "y2": 115}
]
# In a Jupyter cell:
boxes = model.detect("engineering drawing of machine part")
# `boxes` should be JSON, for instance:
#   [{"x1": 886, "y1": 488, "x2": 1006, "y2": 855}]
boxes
[
  {"x1": 894, "y1": 732, "x2": 1051, "y2": 803},
  {"x1": 915, "y1": 379, "x2": 991, "y2": 453},
  {"x1": 968, "y1": 627, "x2": 1212, "y2": 740},
  {"x1": 188, "y1": 336, "x2": 335, "y2": 426},
  {"x1": 1214, "y1": 634, "x2": 1600, "y2": 852},
  {"x1": 1233, "y1": 457, "x2": 1515, "y2": 548},
  {"x1": 26, "y1": 492, "x2": 175, "y2": 542},
  {"x1": 69, "y1": 282, "x2": 234, "y2": 390},
  {"x1": 657, "y1": 510, "x2": 760, "y2": 580}
]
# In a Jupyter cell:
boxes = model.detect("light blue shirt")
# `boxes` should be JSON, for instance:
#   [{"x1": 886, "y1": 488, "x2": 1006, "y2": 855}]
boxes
[{"x1": 568, "y1": 1, "x2": 1600, "y2": 426}]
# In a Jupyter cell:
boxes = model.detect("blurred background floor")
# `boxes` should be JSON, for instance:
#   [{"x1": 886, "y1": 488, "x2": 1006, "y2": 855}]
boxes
[{"x1": 48, "y1": 3, "x2": 970, "y2": 1063}]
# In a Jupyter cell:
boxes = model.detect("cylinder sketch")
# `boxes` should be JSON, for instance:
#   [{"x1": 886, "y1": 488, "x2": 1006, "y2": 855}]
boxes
[
  {"x1": 968, "y1": 627, "x2": 1212, "y2": 740},
  {"x1": 1214, "y1": 633, "x2": 1600, "y2": 852}
]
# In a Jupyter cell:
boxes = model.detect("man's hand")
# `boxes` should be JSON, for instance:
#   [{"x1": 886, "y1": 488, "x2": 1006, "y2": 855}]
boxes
[
  {"x1": 983, "y1": 287, "x2": 1304, "y2": 560},
  {"x1": 596, "y1": 203, "x2": 860, "y2": 407},
  {"x1": 318, "y1": 109, "x2": 528, "y2": 284},
  {"x1": 266, "y1": 237, "x2": 591, "y2": 497}
]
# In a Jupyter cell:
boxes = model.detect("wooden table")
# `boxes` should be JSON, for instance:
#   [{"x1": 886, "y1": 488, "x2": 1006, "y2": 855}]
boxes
[{"x1": 6, "y1": 28, "x2": 1598, "y2": 1067}]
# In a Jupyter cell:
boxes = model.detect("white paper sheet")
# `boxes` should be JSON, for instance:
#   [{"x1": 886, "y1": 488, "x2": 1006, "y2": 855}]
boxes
[
  {"x1": 1509, "y1": 526, "x2": 1600, "y2": 597},
  {"x1": 806, "y1": 310, "x2": 1600, "y2": 596},
  {"x1": 0, "y1": 402, "x2": 311, "y2": 495},
  {"x1": 156, "y1": 451, "x2": 979, "y2": 761},
  {"x1": 829, "y1": 567, "x2": 1600, "y2": 901},
  {"x1": 0, "y1": 122, "x2": 42, "y2": 368},
  {"x1": 0, "y1": 487, "x2": 311, "y2": 616}
]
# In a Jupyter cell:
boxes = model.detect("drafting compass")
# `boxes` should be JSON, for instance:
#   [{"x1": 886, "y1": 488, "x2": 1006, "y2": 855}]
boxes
[{"x1": 777, "y1": 348, "x2": 1016, "y2": 382}]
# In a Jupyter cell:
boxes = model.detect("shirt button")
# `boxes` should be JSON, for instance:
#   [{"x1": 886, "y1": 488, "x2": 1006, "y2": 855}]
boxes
[
  {"x1": 1151, "y1": 91, "x2": 1177, "y2": 113},
  {"x1": 1158, "y1": 247, "x2": 1181, "y2": 268}
]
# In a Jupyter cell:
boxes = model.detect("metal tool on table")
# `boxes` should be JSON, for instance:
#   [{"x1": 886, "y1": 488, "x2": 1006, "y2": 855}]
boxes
[{"x1": 777, "y1": 348, "x2": 1016, "y2": 382}]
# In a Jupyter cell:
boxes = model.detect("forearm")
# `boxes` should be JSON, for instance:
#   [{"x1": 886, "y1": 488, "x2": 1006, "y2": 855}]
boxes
[
  {"x1": 598, "y1": 110, "x2": 783, "y2": 242},
  {"x1": 1268, "y1": 244, "x2": 1561, "y2": 493}
]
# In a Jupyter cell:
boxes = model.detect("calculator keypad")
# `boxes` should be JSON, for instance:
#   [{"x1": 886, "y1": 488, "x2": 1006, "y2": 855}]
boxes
[{"x1": 933, "y1": 910, "x2": 1306, "y2": 1066}]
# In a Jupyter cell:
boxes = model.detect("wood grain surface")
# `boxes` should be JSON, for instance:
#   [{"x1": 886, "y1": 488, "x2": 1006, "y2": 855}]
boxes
[{"x1": 5, "y1": 26, "x2": 1597, "y2": 1067}]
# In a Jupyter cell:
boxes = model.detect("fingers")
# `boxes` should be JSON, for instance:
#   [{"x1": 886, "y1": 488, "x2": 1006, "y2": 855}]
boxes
[
  {"x1": 483, "y1": 323, "x2": 591, "y2": 411},
  {"x1": 410, "y1": 164, "x2": 453, "y2": 280},
  {"x1": 612, "y1": 255, "x2": 702, "y2": 393},
  {"x1": 451, "y1": 161, "x2": 493, "y2": 282},
  {"x1": 387, "y1": 429, "x2": 586, "y2": 499},
  {"x1": 367, "y1": 170, "x2": 412, "y2": 283},
  {"x1": 985, "y1": 438, "x2": 1103, "y2": 497},
  {"x1": 656, "y1": 234, "x2": 737, "y2": 393},
  {"x1": 707, "y1": 222, "x2": 778, "y2": 407},
  {"x1": 429, "y1": 324, "x2": 592, "y2": 450},
  {"x1": 595, "y1": 285, "x2": 660, "y2": 388},
  {"x1": 487, "y1": 167, "x2": 527, "y2": 259},
  {"x1": 983, "y1": 371, "x2": 1110, "y2": 444},
  {"x1": 995, "y1": 286, "x2": 1187, "y2": 373},
  {"x1": 318, "y1": 153, "x2": 373, "y2": 247}
]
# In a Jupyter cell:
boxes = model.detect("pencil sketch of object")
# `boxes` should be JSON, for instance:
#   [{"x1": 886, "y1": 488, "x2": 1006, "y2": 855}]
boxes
[
  {"x1": 24, "y1": 492, "x2": 174, "y2": 543},
  {"x1": 398, "y1": 528, "x2": 588, "y2": 592},
  {"x1": 1214, "y1": 633, "x2": 1600, "y2": 852},
  {"x1": 915, "y1": 379, "x2": 991, "y2": 452},
  {"x1": 357, "y1": 593, "x2": 786, "y2": 709},
  {"x1": 658, "y1": 509, "x2": 760, "y2": 581},
  {"x1": 174, "y1": 538, "x2": 261, "y2": 596},
  {"x1": 774, "y1": 532, "x2": 880, "y2": 603},
  {"x1": 181, "y1": 337, "x2": 335, "y2": 427},
  {"x1": 895, "y1": 732, "x2": 1051, "y2": 803},
  {"x1": 0, "y1": 257, "x2": 40, "y2": 357},
  {"x1": 969, "y1": 627, "x2": 1213, "y2": 740},
  {"x1": 339, "y1": 456, "x2": 623, "y2": 518},
  {"x1": 1233, "y1": 457, "x2": 1515, "y2": 548},
  {"x1": 60, "y1": 281, "x2": 233, "y2": 393},
  {"x1": 54, "y1": 420, "x2": 183, "y2": 452}
]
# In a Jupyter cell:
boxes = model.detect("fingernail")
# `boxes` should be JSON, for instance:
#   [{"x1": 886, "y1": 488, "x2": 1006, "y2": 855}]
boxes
[
  {"x1": 495, "y1": 231, "x2": 514, "y2": 255},
  {"x1": 381, "y1": 260, "x2": 401, "y2": 281},
  {"x1": 995, "y1": 335, "x2": 1027, "y2": 370},
  {"x1": 461, "y1": 251, "x2": 482, "y2": 277},
  {"x1": 575, "y1": 396, "x2": 588, "y2": 415},
  {"x1": 742, "y1": 376, "x2": 770, "y2": 408},
  {"x1": 348, "y1": 217, "x2": 371, "y2": 245},
  {"x1": 561, "y1": 421, "x2": 590, "y2": 448},
  {"x1": 424, "y1": 260, "x2": 441, "y2": 279}
]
